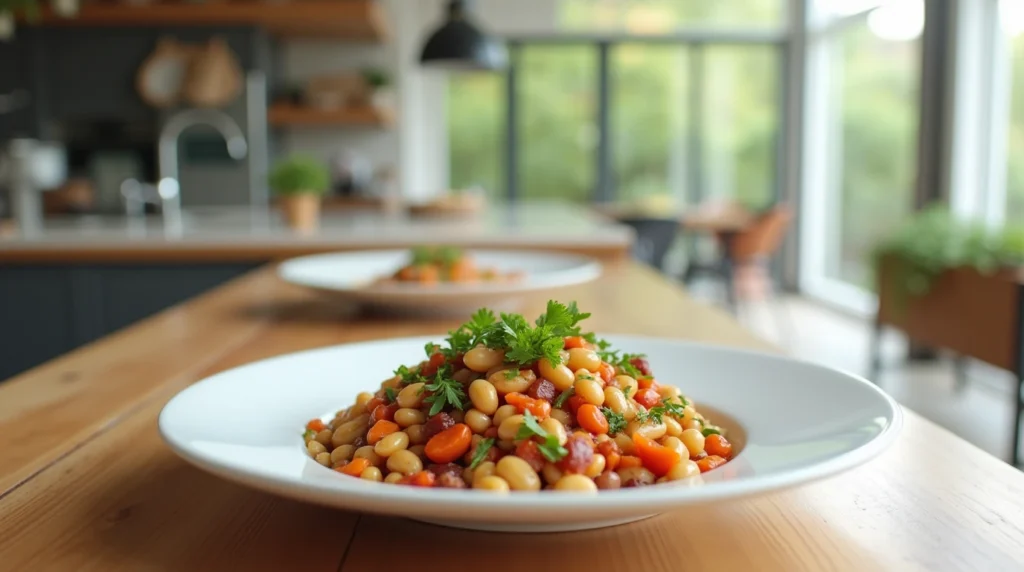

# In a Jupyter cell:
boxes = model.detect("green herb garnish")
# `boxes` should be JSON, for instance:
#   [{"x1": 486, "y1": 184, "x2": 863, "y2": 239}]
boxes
[
  {"x1": 701, "y1": 426, "x2": 722, "y2": 437},
  {"x1": 537, "y1": 435, "x2": 569, "y2": 463},
  {"x1": 302, "y1": 429, "x2": 316, "y2": 441},
  {"x1": 515, "y1": 410, "x2": 568, "y2": 462},
  {"x1": 394, "y1": 365, "x2": 425, "y2": 386},
  {"x1": 553, "y1": 387, "x2": 574, "y2": 408},
  {"x1": 622, "y1": 385, "x2": 633, "y2": 398},
  {"x1": 598, "y1": 350, "x2": 646, "y2": 378},
  {"x1": 504, "y1": 368, "x2": 520, "y2": 380},
  {"x1": 421, "y1": 366, "x2": 467, "y2": 416},
  {"x1": 637, "y1": 398, "x2": 687, "y2": 425},
  {"x1": 602, "y1": 407, "x2": 627, "y2": 435},
  {"x1": 384, "y1": 387, "x2": 397, "y2": 403},
  {"x1": 500, "y1": 301, "x2": 591, "y2": 366},
  {"x1": 443, "y1": 308, "x2": 500, "y2": 358},
  {"x1": 468, "y1": 437, "x2": 495, "y2": 469}
]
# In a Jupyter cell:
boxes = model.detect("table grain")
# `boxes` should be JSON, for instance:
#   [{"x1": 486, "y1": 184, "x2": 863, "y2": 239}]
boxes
[{"x1": 1, "y1": 262, "x2": 1022, "y2": 571}]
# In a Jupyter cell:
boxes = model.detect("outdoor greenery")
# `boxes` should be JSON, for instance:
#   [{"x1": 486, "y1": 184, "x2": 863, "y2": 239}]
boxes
[
  {"x1": 269, "y1": 156, "x2": 330, "y2": 196},
  {"x1": 1008, "y1": 34, "x2": 1024, "y2": 224},
  {"x1": 446, "y1": 1, "x2": 1022, "y2": 293},
  {"x1": 873, "y1": 206, "x2": 1024, "y2": 299}
]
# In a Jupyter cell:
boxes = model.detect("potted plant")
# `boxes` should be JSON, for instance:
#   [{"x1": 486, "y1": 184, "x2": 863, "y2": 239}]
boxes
[
  {"x1": 362, "y1": 67, "x2": 394, "y2": 110},
  {"x1": 269, "y1": 156, "x2": 330, "y2": 233},
  {"x1": 870, "y1": 206, "x2": 1024, "y2": 376}
]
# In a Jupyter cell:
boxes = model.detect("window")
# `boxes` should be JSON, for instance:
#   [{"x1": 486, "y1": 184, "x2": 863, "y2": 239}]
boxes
[
  {"x1": 448, "y1": 73, "x2": 506, "y2": 197},
  {"x1": 801, "y1": 9, "x2": 922, "y2": 311},
  {"x1": 559, "y1": 0, "x2": 786, "y2": 31},
  {"x1": 701, "y1": 46, "x2": 779, "y2": 209},
  {"x1": 611, "y1": 45, "x2": 689, "y2": 203},
  {"x1": 1006, "y1": 29, "x2": 1024, "y2": 222},
  {"x1": 517, "y1": 45, "x2": 598, "y2": 203}
]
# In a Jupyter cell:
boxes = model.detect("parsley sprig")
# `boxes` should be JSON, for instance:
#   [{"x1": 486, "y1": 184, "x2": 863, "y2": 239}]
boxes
[
  {"x1": 636, "y1": 398, "x2": 688, "y2": 425},
  {"x1": 384, "y1": 387, "x2": 397, "y2": 403},
  {"x1": 394, "y1": 365, "x2": 425, "y2": 386},
  {"x1": 421, "y1": 366, "x2": 467, "y2": 416},
  {"x1": 443, "y1": 308, "x2": 501, "y2": 358},
  {"x1": 499, "y1": 301, "x2": 591, "y2": 366},
  {"x1": 598, "y1": 349, "x2": 646, "y2": 378},
  {"x1": 468, "y1": 437, "x2": 495, "y2": 469},
  {"x1": 553, "y1": 387, "x2": 574, "y2": 408},
  {"x1": 515, "y1": 411, "x2": 568, "y2": 462},
  {"x1": 601, "y1": 407, "x2": 627, "y2": 435}
]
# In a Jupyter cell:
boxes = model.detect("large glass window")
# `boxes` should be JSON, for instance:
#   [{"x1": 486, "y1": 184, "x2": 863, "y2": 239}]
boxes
[
  {"x1": 448, "y1": 73, "x2": 506, "y2": 196},
  {"x1": 1007, "y1": 31, "x2": 1024, "y2": 222},
  {"x1": 517, "y1": 45, "x2": 598, "y2": 203},
  {"x1": 802, "y1": 9, "x2": 921, "y2": 309},
  {"x1": 611, "y1": 45, "x2": 689, "y2": 203},
  {"x1": 559, "y1": 0, "x2": 786, "y2": 31},
  {"x1": 829, "y1": 22, "x2": 920, "y2": 287},
  {"x1": 702, "y1": 46, "x2": 779, "y2": 209}
]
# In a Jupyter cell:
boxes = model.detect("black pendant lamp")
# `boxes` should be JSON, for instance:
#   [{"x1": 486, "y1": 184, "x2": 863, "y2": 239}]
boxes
[{"x1": 420, "y1": 0, "x2": 507, "y2": 71}]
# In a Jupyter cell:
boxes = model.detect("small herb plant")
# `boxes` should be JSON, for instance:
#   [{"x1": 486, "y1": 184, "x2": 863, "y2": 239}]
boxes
[
  {"x1": 269, "y1": 156, "x2": 330, "y2": 196},
  {"x1": 872, "y1": 205, "x2": 1024, "y2": 301},
  {"x1": 362, "y1": 68, "x2": 391, "y2": 90}
]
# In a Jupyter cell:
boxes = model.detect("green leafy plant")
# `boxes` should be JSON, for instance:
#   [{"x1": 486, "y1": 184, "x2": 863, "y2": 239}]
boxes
[
  {"x1": 872, "y1": 205, "x2": 1024, "y2": 303},
  {"x1": 268, "y1": 156, "x2": 330, "y2": 196},
  {"x1": 361, "y1": 68, "x2": 391, "y2": 90}
]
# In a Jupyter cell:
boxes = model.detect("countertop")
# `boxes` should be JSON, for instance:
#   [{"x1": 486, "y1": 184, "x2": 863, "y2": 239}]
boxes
[
  {"x1": 1, "y1": 262, "x2": 1022, "y2": 571},
  {"x1": 0, "y1": 201, "x2": 633, "y2": 263}
]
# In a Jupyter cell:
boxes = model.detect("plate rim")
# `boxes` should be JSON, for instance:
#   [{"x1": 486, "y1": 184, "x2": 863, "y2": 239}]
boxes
[{"x1": 158, "y1": 334, "x2": 903, "y2": 518}]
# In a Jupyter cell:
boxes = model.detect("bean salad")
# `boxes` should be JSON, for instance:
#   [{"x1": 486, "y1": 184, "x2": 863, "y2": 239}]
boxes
[{"x1": 303, "y1": 301, "x2": 734, "y2": 492}]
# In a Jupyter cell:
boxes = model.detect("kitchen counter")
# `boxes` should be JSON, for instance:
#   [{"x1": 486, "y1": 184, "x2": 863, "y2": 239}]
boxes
[
  {"x1": 0, "y1": 201, "x2": 633, "y2": 263},
  {"x1": 2, "y1": 262, "x2": 1023, "y2": 571}
]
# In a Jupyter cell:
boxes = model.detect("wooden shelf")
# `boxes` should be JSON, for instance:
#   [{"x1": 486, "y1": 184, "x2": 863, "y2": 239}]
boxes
[
  {"x1": 267, "y1": 103, "x2": 394, "y2": 127},
  {"x1": 33, "y1": 1, "x2": 390, "y2": 41}
]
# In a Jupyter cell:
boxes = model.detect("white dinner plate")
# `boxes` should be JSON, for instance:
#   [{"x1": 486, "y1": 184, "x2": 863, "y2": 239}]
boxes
[
  {"x1": 276, "y1": 249, "x2": 602, "y2": 316},
  {"x1": 159, "y1": 335, "x2": 902, "y2": 532}
]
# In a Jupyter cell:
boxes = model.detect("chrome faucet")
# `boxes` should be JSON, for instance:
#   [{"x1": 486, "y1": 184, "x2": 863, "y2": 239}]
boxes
[{"x1": 123, "y1": 109, "x2": 248, "y2": 235}]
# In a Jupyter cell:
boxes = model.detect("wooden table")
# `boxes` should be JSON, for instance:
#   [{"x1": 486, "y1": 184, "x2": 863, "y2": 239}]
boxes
[{"x1": 1, "y1": 263, "x2": 1023, "y2": 571}]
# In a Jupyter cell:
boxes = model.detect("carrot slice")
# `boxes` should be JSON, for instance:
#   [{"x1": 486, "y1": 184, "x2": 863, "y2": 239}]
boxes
[
  {"x1": 424, "y1": 423, "x2": 473, "y2": 464},
  {"x1": 366, "y1": 420, "x2": 399, "y2": 445},
  {"x1": 633, "y1": 433, "x2": 681, "y2": 477},
  {"x1": 337, "y1": 458, "x2": 371, "y2": 477}
]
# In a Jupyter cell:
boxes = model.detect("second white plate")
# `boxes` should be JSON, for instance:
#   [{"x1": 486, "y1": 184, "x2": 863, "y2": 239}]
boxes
[{"x1": 276, "y1": 249, "x2": 602, "y2": 315}]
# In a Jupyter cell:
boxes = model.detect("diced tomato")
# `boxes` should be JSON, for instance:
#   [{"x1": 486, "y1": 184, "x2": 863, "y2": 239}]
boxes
[
  {"x1": 514, "y1": 440, "x2": 545, "y2": 472},
  {"x1": 563, "y1": 336, "x2": 587, "y2": 349},
  {"x1": 634, "y1": 388, "x2": 661, "y2": 409},
  {"x1": 364, "y1": 397, "x2": 384, "y2": 414},
  {"x1": 629, "y1": 357, "x2": 652, "y2": 377},
  {"x1": 597, "y1": 362, "x2": 615, "y2": 383},
  {"x1": 566, "y1": 395, "x2": 587, "y2": 416},
  {"x1": 420, "y1": 352, "x2": 447, "y2": 377},
  {"x1": 369, "y1": 403, "x2": 399, "y2": 424}
]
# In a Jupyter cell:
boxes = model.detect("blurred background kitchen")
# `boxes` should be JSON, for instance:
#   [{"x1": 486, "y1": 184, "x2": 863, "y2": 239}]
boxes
[{"x1": 3, "y1": 0, "x2": 1024, "y2": 464}]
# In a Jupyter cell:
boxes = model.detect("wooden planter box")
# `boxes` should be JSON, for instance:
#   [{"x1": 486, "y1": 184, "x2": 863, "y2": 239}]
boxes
[{"x1": 873, "y1": 255, "x2": 1024, "y2": 464}]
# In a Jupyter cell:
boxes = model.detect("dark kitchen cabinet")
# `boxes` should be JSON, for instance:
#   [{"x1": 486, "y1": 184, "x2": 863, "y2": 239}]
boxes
[{"x1": 0, "y1": 263, "x2": 258, "y2": 381}]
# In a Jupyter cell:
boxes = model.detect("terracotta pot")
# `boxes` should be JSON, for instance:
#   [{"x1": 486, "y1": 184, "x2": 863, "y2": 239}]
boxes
[{"x1": 278, "y1": 194, "x2": 321, "y2": 233}]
